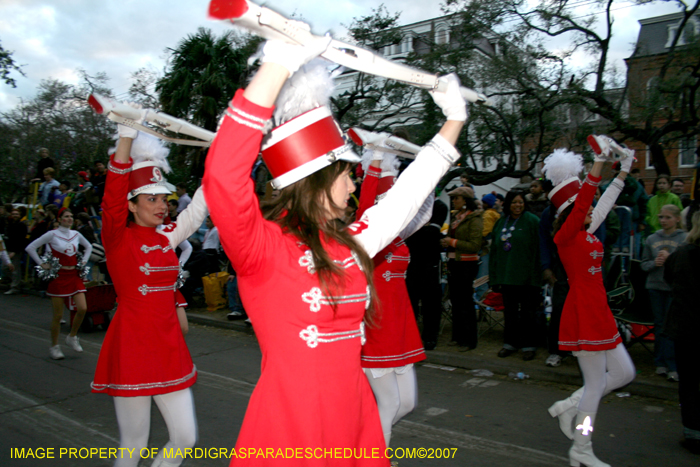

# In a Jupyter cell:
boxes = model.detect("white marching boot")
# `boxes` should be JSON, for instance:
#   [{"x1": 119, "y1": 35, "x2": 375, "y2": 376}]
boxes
[
  {"x1": 548, "y1": 387, "x2": 584, "y2": 440},
  {"x1": 569, "y1": 411, "x2": 610, "y2": 467}
]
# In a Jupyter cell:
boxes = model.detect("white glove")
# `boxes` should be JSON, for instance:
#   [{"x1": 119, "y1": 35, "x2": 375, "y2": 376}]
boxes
[
  {"x1": 619, "y1": 149, "x2": 635, "y2": 173},
  {"x1": 117, "y1": 102, "x2": 145, "y2": 139},
  {"x1": 370, "y1": 133, "x2": 391, "y2": 161},
  {"x1": 261, "y1": 36, "x2": 332, "y2": 77},
  {"x1": 429, "y1": 73, "x2": 467, "y2": 122}
]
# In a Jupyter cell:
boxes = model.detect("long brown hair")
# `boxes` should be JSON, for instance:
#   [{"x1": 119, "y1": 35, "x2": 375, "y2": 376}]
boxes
[
  {"x1": 552, "y1": 202, "x2": 576, "y2": 236},
  {"x1": 262, "y1": 161, "x2": 377, "y2": 325}
]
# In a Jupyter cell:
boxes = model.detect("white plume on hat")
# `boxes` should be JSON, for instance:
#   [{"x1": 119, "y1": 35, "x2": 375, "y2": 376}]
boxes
[
  {"x1": 273, "y1": 59, "x2": 335, "y2": 126},
  {"x1": 542, "y1": 148, "x2": 584, "y2": 186},
  {"x1": 129, "y1": 132, "x2": 172, "y2": 174}
]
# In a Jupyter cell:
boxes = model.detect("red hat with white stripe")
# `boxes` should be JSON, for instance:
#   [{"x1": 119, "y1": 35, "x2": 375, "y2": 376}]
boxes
[
  {"x1": 542, "y1": 148, "x2": 585, "y2": 214},
  {"x1": 125, "y1": 132, "x2": 176, "y2": 200},
  {"x1": 261, "y1": 106, "x2": 359, "y2": 190}
]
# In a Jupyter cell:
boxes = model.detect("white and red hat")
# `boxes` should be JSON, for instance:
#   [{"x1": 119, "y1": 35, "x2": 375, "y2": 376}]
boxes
[
  {"x1": 125, "y1": 132, "x2": 175, "y2": 200},
  {"x1": 128, "y1": 161, "x2": 176, "y2": 200},
  {"x1": 262, "y1": 106, "x2": 359, "y2": 190},
  {"x1": 542, "y1": 148, "x2": 585, "y2": 214}
]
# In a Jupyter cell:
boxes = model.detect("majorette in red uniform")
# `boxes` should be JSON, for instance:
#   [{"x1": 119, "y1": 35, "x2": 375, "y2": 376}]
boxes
[
  {"x1": 543, "y1": 141, "x2": 637, "y2": 467},
  {"x1": 90, "y1": 127, "x2": 208, "y2": 467},
  {"x1": 26, "y1": 208, "x2": 92, "y2": 360},
  {"x1": 203, "y1": 43, "x2": 464, "y2": 464},
  {"x1": 354, "y1": 145, "x2": 430, "y2": 446}
]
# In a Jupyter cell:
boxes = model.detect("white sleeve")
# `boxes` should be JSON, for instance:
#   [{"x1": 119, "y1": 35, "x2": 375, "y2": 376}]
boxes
[
  {"x1": 77, "y1": 232, "x2": 93, "y2": 264},
  {"x1": 161, "y1": 186, "x2": 209, "y2": 248},
  {"x1": 25, "y1": 231, "x2": 54, "y2": 266},
  {"x1": 211, "y1": 226, "x2": 220, "y2": 249},
  {"x1": 590, "y1": 177, "x2": 624, "y2": 233},
  {"x1": 352, "y1": 134, "x2": 459, "y2": 258},
  {"x1": 178, "y1": 240, "x2": 193, "y2": 266},
  {"x1": 399, "y1": 193, "x2": 434, "y2": 240}
]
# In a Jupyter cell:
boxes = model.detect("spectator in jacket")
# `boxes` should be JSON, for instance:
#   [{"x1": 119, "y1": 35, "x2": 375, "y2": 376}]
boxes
[
  {"x1": 440, "y1": 187, "x2": 483, "y2": 351},
  {"x1": 490, "y1": 190, "x2": 541, "y2": 360}
]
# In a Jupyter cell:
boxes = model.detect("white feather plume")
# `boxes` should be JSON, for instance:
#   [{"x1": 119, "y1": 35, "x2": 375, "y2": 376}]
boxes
[
  {"x1": 542, "y1": 148, "x2": 584, "y2": 187},
  {"x1": 273, "y1": 59, "x2": 335, "y2": 125},
  {"x1": 129, "y1": 132, "x2": 172, "y2": 174}
]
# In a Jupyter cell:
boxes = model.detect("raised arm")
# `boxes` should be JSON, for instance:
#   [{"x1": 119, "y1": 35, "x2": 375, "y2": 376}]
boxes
[
  {"x1": 590, "y1": 153, "x2": 632, "y2": 232},
  {"x1": 204, "y1": 39, "x2": 330, "y2": 274},
  {"x1": 353, "y1": 75, "x2": 465, "y2": 257}
]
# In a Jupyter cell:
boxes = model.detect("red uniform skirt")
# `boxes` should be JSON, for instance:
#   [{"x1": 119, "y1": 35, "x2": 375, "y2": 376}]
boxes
[{"x1": 47, "y1": 269, "x2": 86, "y2": 297}]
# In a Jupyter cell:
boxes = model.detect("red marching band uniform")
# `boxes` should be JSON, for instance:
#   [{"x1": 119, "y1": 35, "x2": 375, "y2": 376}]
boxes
[
  {"x1": 203, "y1": 90, "x2": 459, "y2": 465},
  {"x1": 357, "y1": 165, "x2": 427, "y2": 369},
  {"x1": 25, "y1": 226, "x2": 92, "y2": 297},
  {"x1": 91, "y1": 157, "x2": 208, "y2": 397},
  {"x1": 554, "y1": 174, "x2": 622, "y2": 352}
]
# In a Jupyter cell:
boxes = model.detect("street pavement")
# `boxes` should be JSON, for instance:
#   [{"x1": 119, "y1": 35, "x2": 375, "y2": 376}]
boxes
[{"x1": 0, "y1": 292, "x2": 697, "y2": 466}]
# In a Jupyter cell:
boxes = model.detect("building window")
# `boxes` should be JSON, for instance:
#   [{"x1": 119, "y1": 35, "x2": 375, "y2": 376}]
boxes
[
  {"x1": 646, "y1": 146, "x2": 654, "y2": 170},
  {"x1": 665, "y1": 17, "x2": 700, "y2": 48},
  {"x1": 435, "y1": 25, "x2": 449, "y2": 45},
  {"x1": 401, "y1": 36, "x2": 413, "y2": 54},
  {"x1": 679, "y1": 136, "x2": 698, "y2": 167}
]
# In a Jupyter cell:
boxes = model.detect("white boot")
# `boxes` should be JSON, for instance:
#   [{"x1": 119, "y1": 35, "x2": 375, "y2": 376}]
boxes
[
  {"x1": 569, "y1": 411, "x2": 610, "y2": 467},
  {"x1": 548, "y1": 387, "x2": 584, "y2": 440}
]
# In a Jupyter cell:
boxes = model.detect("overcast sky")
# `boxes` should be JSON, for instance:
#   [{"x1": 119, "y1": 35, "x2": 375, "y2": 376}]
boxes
[{"x1": 0, "y1": 0, "x2": 685, "y2": 113}]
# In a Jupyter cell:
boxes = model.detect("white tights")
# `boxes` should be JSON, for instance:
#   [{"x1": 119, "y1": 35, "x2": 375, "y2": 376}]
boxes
[
  {"x1": 576, "y1": 343, "x2": 636, "y2": 413},
  {"x1": 113, "y1": 388, "x2": 197, "y2": 467},
  {"x1": 364, "y1": 365, "x2": 418, "y2": 446}
]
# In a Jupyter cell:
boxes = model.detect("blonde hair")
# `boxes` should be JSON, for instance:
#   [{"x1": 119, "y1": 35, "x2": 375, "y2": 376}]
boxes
[
  {"x1": 686, "y1": 211, "x2": 700, "y2": 245},
  {"x1": 43, "y1": 167, "x2": 55, "y2": 176},
  {"x1": 659, "y1": 204, "x2": 682, "y2": 229}
]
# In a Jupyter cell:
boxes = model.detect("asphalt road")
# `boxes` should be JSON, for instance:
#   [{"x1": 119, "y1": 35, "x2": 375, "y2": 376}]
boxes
[{"x1": 0, "y1": 293, "x2": 696, "y2": 466}]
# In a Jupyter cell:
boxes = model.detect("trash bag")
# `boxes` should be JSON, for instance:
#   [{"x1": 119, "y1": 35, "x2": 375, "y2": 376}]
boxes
[{"x1": 202, "y1": 271, "x2": 228, "y2": 311}]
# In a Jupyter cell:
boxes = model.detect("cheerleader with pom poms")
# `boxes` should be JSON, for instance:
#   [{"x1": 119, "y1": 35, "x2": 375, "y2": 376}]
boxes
[
  {"x1": 544, "y1": 137, "x2": 637, "y2": 467},
  {"x1": 25, "y1": 207, "x2": 92, "y2": 360}
]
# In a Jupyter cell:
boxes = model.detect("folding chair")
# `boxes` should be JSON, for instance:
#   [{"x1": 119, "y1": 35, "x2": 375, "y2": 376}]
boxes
[{"x1": 475, "y1": 275, "x2": 505, "y2": 337}]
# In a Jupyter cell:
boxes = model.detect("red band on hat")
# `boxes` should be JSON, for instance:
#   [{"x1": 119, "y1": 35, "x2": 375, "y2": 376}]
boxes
[
  {"x1": 550, "y1": 179, "x2": 581, "y2": 211},
  {"x1": 263, "y1": 115, "x2": 344, "y2": 179},
  {"x1": 129, "y1": 164, "x2": 165, "y2": 194}
]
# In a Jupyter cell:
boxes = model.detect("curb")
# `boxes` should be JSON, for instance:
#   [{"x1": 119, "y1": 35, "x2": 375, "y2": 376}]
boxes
[{"x1": 188, "y1": 313, "x2": 679, "y2": 402}]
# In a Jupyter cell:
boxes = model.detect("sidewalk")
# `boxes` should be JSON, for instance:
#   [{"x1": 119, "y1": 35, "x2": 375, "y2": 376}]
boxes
[{"x1": 187, "y1": 307, "x2": 680, "y2": 402}]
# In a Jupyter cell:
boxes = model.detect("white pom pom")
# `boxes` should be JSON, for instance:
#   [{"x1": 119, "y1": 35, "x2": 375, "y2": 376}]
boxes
[
  {"x1": 130, "y1": 132, "x2": 172, "y2": 173},
  {"x1": 542, "y1": 148, "x2": 583, "y2": 187}
]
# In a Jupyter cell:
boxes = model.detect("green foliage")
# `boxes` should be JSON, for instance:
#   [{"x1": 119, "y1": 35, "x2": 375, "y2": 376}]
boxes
[
  {"x1": 0, "y1": 71, "x2": 115, "y2": 203},
  {"x1": 0, "y1": 40, "x2": 24, "y2": 88},
  {"x1": 156, "y1": 28, "x2": 262, "y2": 185}
]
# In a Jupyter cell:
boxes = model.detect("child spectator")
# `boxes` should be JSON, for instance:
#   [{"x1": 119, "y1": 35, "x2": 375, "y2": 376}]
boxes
[{"x1": 641, "y1": 205, "x2": 686, "y2": 382}]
